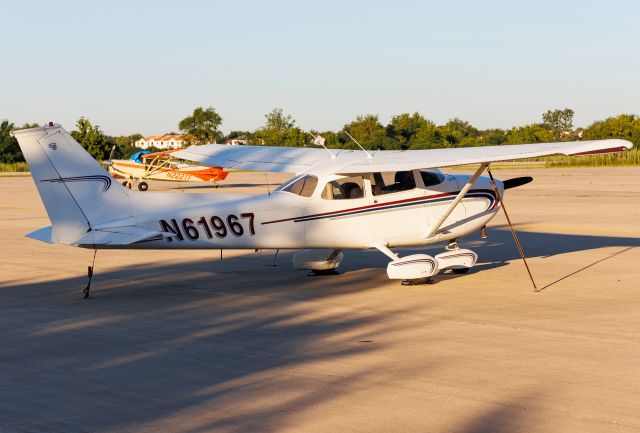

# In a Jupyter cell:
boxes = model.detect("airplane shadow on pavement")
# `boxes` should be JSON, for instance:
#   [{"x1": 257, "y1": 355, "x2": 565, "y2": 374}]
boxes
[{"x1": 0, "y1": 228, "x2": 638, "y2": 432}]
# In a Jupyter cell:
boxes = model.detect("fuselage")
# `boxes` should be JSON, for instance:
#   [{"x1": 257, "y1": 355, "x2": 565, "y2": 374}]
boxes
[{"x1": 114, "y1": 169, "x2": 503, "y2": 250}]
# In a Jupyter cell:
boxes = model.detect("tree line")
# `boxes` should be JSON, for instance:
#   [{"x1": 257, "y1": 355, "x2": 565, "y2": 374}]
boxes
[{"x1": 1, "y1": 107, "x2": 639, "y2": 162}]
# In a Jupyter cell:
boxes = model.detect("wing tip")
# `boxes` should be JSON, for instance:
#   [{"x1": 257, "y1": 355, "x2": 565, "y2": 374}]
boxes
[{"x1": 568, "y1": 139, "x2": 633, "y2": 156}]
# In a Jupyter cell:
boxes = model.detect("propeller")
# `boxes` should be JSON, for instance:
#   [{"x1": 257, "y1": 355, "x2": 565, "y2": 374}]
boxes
[{"x1": 503, "y1": 176, "x2": 533, "y2": 190}]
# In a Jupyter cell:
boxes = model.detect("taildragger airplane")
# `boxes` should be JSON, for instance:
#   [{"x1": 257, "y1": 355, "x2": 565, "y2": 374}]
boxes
[{"x1": 13, "y1": 123, "x2": 632, "y2": 296}]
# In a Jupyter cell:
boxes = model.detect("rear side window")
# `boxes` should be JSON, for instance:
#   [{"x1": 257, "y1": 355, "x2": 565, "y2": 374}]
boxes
[
  {"x1": 371, "y1": 171, "x2": 416, "y2": 196},
  {"x1": 420, "y1": 170, "x2": 445, "y2": 187},
  {"x1": 281, "y1": 175, "x2": 318, "y2": 197}
]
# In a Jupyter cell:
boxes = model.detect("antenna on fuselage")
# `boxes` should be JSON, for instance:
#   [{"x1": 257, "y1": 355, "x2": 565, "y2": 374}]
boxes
[
  {"x1": 344, "y1": 131, "x2": 373, "y2": 159},
  {"x1": 310, "y1": 133, "x2": 336, "y2": 160}
]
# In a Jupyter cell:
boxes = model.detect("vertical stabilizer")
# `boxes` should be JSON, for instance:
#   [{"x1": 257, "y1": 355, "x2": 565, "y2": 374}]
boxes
[{"x1": 12, "y1": 124, "x2": 133, "y2": 245}]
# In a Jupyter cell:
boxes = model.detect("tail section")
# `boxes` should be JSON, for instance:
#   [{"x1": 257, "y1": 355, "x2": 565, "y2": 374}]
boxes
[{"x1": 13, "y1": 124, "x2": 134, "y2": 245}]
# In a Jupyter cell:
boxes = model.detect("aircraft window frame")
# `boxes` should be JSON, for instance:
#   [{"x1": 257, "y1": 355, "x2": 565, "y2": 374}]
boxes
[
  {"x1": 321, "y1": 175, "x2": 366, "y2": 200},
  {"x1": 370, "y1": 170, "x2": 417, "y2": 196},
  {"x1": 277, "y1": 175, "x2": 319, "y2": 198}
]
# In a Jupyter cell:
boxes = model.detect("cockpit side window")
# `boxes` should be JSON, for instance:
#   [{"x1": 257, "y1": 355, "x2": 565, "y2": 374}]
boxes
[
  {"x1": 420, "y1": 170, "x2": 445, "y2": 187},
  {"x1": 370, "y1": 171, "x2": 416, "y2": 196},
  {"x1": 279, "y1": 175, "x2": 318, "y2": 197},
  {"x1": 321, "y1": 175, "x2": 365, "y2": 200}
]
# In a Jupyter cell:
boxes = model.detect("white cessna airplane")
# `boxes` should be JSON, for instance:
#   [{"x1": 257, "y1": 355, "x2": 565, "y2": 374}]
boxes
[{"x1": 13, "y1": 124, "x2": 632, "y2": 295}]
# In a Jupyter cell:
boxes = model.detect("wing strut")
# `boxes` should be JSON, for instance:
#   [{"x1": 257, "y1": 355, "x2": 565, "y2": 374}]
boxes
[
  {"x1": 426, "y1": 162, "x2": 489, "y2": 238},
  {"x1": 487, "y1": 167, "x2": 539, "y2": 291}
]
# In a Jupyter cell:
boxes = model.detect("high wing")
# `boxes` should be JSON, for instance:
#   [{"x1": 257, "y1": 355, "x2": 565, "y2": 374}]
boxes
[
  {"x1": 174, "y1": 144, "x2": 334, "y2": 173},
  {"x1": 337, "y1": 139, "x2": 632, "y2": 173},
  {"x1": 174, "y1": 139, "x2": 632, "y2": 175}
]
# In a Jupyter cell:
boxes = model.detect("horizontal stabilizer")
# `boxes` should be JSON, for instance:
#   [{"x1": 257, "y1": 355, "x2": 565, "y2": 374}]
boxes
[
  {"x1": 26, "y1": 226, "x2": 53, "y2": 244},
  {"x1": 74, "y1": 226, "x2": 169, "y2": 247}
]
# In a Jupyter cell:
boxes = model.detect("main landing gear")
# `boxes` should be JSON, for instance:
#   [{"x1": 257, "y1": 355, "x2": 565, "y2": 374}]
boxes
[
  {"x1": 122, "y1": 177, "x2": 149, "y2": 191},
  {"x1": 378, "y1": 240, "x2": 478, "y2": 285},
  {"x1": 292, "y1": 249, "x2": 344, "y2": 276},
  {"x1": 291, "y1": 242, "x2": 478, "y2": 284}
]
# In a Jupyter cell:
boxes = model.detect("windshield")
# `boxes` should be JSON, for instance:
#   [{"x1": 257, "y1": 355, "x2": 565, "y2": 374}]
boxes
[{"x1": 276, "y1": 175, "x2": 318, "y2": 197}]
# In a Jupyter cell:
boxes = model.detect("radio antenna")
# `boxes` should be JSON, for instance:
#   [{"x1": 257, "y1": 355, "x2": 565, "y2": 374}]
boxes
[
  {"x1": 344, "y1": 131, "x2": 372, "y2": 159},
  {"x1": 309, "y1": 133, "x2": 335, "y2": 160}
]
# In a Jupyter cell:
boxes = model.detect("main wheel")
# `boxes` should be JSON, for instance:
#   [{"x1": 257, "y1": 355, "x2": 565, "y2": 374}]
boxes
[
  {"x1": 138, "y1": 181, "x2": 149, "y2": 191},
  {"x1": 452, "y1": 267, "x2": 470, "y2": 274}
]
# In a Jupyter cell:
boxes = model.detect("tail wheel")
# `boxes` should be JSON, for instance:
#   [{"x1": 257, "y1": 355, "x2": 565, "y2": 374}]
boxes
[{"x1": 138, "y1": 181, "x2": 149, "y2": 191}]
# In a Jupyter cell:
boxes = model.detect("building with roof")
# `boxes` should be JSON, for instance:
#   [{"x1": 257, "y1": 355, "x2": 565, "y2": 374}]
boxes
[
  {"x1": 223, "y1": 135, "x2": 249, "y2": 145},
  {"x1": 135, "y1": 134, "x2": 186, "y2": 150}
]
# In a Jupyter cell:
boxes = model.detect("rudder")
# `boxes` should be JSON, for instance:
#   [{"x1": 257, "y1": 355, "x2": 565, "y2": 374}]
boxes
[{"x1": 13, "y1": 124, "x2": 133, "y2": 245}]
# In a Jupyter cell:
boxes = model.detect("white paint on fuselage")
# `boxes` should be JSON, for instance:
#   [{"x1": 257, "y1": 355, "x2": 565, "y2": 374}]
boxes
[{"x1": 121, "y1": 173, "x2": 503, "y2": 251}]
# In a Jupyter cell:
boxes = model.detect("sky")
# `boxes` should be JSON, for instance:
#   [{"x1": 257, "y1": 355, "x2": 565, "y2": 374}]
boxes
[{"x1": 2, "y1": 0, "x2": 639, "y2": 136}]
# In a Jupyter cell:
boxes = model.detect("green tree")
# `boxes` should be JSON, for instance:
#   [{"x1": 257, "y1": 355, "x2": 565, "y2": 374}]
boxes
[
  {"x1": 178, "y1": 106, "x2": 223, "y2": 145},
  {"x1": 478, "y1": 129, "x2": 507, "y2": 146},
  {"x1": 70, "y1": 117, "x2": 110, "y2": 160},
  {"x1": 112, "y1": 133, "x2": 143, "y2": 147},
  {"x1": 343, "y1": 114, "x2": 393, "y2": 150},
  {"x1": 439, "y1": 118, "x2": 479, "y2": 147},
  {"x1": 542, "y1": 108, "x2": 574, "y2": 140},
  {"x1": 505, "y1": 123, "x2": 552, "y2": 144},
  {"x1": 0, "y1": 120, "x2": 21, "y2": 163},
  {"x1": 410, "y1": 123, "x2": 441, "y2": 149},
  {"x1": 251, "y1": 108, "x2": 309, "y2": 147},
  {"x1": 105, "y1": 133, "x2": 144, "y2": 159},
  {"x1": 318, "y1": 131, "x2": 344, "y2": 148},
  {"x1": 264, "y1": 108, "x2": 295, "y2": 131},
  {"x1": 388, "y1": 112, "x2": 433, "y2": 148},
  {"x1": 582, "y1": 114, "x2": 640, "y2": 145},
  {"x1": 0, "y1": 121, "x2": 40, "y2": 163}
]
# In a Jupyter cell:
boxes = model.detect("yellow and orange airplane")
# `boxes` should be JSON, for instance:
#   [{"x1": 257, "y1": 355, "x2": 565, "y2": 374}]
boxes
[{"x1": 108, "y1": 149, "x2": 228, "y2": 191}]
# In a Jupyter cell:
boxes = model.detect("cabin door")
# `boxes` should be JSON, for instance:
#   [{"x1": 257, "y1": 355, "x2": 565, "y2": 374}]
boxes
[{"x1": 304, "y1": 175, "x2": 372, "y2": 248}]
